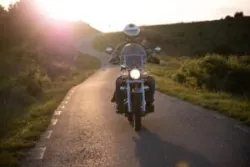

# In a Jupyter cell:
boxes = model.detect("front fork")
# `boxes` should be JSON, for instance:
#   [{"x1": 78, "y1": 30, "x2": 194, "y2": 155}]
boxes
[{"x1": 120, "y1": 80, "x2": 149, "y2": 113}]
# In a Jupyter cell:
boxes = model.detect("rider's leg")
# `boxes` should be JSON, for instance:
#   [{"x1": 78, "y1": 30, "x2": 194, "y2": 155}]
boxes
[
  {"x1": 115, "y1": 76, "x2": 123, "y2": 104},
  {"x1": 144, "y1": 76, "x2": 155, "y2": 113},
  {"x1": 111, "y1": 76, "x2": 122, "y2": 103},
  {"x1": 111, "y1": 91, "x2": 116, "y2": 102},
  {"x1": 145, "y1": 76, "x2": 155, "y2": 105},
  {"x1": 113, "y1": 76, "x2": 125, "y2": 112}
]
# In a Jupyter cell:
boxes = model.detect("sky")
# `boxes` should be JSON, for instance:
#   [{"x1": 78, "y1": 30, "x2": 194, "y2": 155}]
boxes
[{"x1": 1, "y1": 0, "x2": 250, "y2": 32}]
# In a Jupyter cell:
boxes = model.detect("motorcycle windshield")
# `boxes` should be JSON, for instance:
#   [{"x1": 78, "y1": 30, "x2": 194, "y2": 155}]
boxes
[{"x1": 120, "y1": 43, "x2": 146, "y2": 68}]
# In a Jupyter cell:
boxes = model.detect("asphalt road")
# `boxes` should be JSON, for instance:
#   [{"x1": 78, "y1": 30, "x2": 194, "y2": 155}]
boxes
[{"x1": 21, "y1": 34, "x2": 250, "y2": 167}]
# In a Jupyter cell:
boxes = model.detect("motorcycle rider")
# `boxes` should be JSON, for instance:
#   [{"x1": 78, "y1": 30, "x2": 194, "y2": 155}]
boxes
[{"x1": 109, "y1": 23, "x2": 157, "y2": 113}]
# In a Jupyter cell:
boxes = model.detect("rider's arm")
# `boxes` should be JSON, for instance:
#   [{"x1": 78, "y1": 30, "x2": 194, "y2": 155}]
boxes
[
  {"x1": 108, "y1": 42, "x2": 126, "y2": 63},
  {"x1": 141, "y1": 44, "x2": 152, "y2": 58},
  {"x1": 113, "y1": 42, "x2": 126, "y2": 56}
]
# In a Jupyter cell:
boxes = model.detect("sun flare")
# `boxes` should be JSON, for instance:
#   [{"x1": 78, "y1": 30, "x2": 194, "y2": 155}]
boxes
[
  {"x1": 34, "y1": 0, "x2": 119, "y2": 31},
  {"x1": 35, "y1": 0, "x2": 81, "y2": 21}
]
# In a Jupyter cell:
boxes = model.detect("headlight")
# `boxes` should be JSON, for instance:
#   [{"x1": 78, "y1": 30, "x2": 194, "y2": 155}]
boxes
[{"x1": 130, "y1": 69, "x2": 141, "y2": 79}]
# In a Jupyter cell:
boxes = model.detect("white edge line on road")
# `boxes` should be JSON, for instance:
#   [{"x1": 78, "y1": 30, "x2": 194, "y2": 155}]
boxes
[
  {"x1": 234, "y1": 125, "x2": 249, "y2": 133},
  {"x1": 51, "y1": 118, "x2": 58, "y2": 126},
  {"x1": 54, "y1": 110, "x2": 62, "y2": 116},
  {"x1": 44, "y1": 130, "x2": 53, "y2": 139},
  {"x1": 28, "y1": 147, "x2": 46, "y2": 160},
  {"x1": 212, "y1": 115, "x2": 226, "y2": 120}
]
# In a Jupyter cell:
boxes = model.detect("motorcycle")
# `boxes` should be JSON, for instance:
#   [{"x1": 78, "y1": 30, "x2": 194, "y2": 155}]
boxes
[{"x1": 106, "y1": 43, "x2": 161, "y2": 131}]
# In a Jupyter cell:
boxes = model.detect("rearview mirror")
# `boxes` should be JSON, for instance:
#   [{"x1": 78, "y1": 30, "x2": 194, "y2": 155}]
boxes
[
  {"x1": 105, "y1": 47, "x2": 113, "y2": 53},
  {"x1": 154, "y1": 46, "x2": 161, "y2": 53}
]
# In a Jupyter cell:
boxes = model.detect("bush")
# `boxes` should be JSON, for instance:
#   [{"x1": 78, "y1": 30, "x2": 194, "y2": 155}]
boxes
[
  {"x1": 225, "y1": 15, "x2": 233, "y2": 20},
  {"x1": 201, "y1": 54, "x2": 229, "y2": 76},
  {"x1": 26, "y1": 79, "x2": 42, "y2": 96},
  {"x1": 174, "y1": 54, "x2": 250, "y2": 96},
  {"x1": 234, "y1": 12, "x2": 244, "y2": 18},
  {"x1": 238, "y1": 56, "x2": 250, "y2": 65},
  {"x1": 224, "y1": 67, "x2": 250, "y2": 95},
  {"x1": 173, "y1": 72, "x2": 186, "y2": 83}
]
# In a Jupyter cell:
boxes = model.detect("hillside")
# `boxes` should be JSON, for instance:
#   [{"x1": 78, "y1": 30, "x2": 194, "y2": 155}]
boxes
[
  {"x1": 94, "y1": 16, "x2": 250, "y2": 57},
  {"x1": 0, "y1": 0, "x2": 100, "y2": 166}
]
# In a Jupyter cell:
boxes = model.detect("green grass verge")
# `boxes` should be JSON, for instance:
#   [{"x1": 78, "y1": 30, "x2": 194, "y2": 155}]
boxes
[
  {"x1": 0, "y1": 53, "x2": 100, "y2": 167},
  {"x1": 146, "y1": 55, "x2": 250, "y2": 126}
]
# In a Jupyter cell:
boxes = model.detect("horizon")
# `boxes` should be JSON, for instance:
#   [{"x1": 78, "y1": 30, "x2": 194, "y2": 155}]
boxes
[{"x1": 1, "y1": 0, "x2": 250, "y2": 32}]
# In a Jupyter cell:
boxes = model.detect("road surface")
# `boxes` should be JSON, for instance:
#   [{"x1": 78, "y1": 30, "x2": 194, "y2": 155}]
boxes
[{"x1": 21, "y1": 34, "x2": 250, "y2": 167}]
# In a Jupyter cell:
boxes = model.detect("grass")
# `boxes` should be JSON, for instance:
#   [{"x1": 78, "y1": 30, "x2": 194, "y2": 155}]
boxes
[
  {"x1": 0, "y1": 53, "x2": 100, "y2": 167},
  {"x1": 146, "y1": 55, "x2": 250, "y2": 126}
]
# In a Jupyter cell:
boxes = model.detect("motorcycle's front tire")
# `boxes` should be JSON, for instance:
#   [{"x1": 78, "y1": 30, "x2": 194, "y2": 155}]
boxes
[{"x1": 132, "y1": 93, "x2": 142, "y2": 131}]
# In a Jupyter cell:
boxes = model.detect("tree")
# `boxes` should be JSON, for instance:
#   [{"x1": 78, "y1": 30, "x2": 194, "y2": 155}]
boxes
[
  {"x1": 234, "y1": 11, "x2": 244, "y2": 18},
  {"x1": 0, "y1": 5, "x2": 6, "y2": 15},
  {"x1": 0, "y1": 5, "x2": 7, "y2": 48},
  {"x1": 225, "y1": 15, "x2": 233, "y2": 20}
]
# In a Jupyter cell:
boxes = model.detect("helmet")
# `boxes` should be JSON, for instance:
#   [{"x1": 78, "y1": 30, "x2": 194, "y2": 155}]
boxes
[{"x1": 123, "y1": 24, "x2": 140, "y2": 41}]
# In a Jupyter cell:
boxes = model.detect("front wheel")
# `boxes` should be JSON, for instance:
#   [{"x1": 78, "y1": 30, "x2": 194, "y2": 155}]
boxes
[
  {"x1": 127, "y1": 113, "x2": 133, "y2": 122},
  {"x1": 132, "y1": 93, "x2": 142, "y2": 131}
]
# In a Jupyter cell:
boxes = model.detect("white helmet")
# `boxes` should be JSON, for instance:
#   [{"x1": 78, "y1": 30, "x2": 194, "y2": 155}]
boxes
[{"x1": 123, "y1": 24, "x2": 140, "y2": 37}]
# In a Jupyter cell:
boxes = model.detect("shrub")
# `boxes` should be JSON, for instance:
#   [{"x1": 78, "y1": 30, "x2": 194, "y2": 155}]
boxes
[
  {"x1": 224, "y1": 67, "x2": 250, "y2": 95},
  {"x1": 234, "y1": 12, "x2": 244, "y2": 18},
  {"x1": 238, "y1": 56, "x2": 250, "y2": 65},
  {"x1": 201, "y1": 54, "x2": 229, "y2": 76},
  {"x1": 26, "y1": 79, "x2": 42, "y2": 96},
  {"x1": 173, "y1": 72, "x2": 186, "y2": 83},
  {"x1": 225, "y1": 15, "x2": 233, "y2": 20},
  {"x1": 173, "y1": 54, "x2": 250, "y2": 96}
]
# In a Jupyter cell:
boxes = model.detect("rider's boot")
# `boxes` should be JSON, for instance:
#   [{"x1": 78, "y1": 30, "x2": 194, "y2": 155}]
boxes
[
  {"x1": 146, "y1": 100, "x2": 155, "y2": 114},
  {"x1": 116, "y1": 103, "x2": 124, "y2": 114},
  {"x1": 111, "y1": 92, "x2": 116, "y2": 103}
]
